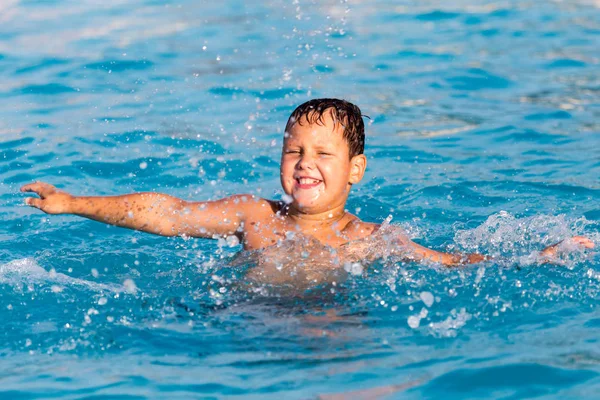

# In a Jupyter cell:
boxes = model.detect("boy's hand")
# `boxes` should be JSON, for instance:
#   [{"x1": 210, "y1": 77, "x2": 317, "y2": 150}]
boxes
[
  {"x1": 540, "y1": 236, "x2": 595, "y2": 258},
  {"x1": 21, "y1": 182, "x2": 74, "y2": 214}
]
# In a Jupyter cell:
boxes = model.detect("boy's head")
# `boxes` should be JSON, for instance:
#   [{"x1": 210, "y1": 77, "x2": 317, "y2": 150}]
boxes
[
  {"x1": 280, "y1": 98, "x2": 367, "y2": 214},
  {"x1": 285, "y1": 98, "x2": 365, "y2": 159}
]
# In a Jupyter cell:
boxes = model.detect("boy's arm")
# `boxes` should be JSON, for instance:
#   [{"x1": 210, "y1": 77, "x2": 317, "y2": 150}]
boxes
[
  {"x1": 404, "y1": 240, "x2": 488, "y2": 266},
  {"x1": 21, "y1": 182, "x2": 250, "y2": 238},
  {"x1": 405, "y1": 236, "x2": 594, "y2": 267}
]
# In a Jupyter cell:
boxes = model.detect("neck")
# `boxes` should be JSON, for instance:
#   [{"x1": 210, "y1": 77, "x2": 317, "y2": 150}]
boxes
[{"x1": 281, "y1": 203, "x2": 347, "y2": 229}]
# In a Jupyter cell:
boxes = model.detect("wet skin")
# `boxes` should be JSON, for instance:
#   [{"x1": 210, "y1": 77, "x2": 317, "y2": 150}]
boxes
[
  {"x1": 20, "y1": 113, "x2": 594, "y2": 271},
  {"x1": 20, "y1": 113, "x2": 380, "y2": 253}
]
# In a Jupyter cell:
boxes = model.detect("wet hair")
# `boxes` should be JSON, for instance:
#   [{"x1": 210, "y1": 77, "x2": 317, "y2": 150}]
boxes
[{"x1": 285, "y1": 98, "x2": 365, "y2": 158}]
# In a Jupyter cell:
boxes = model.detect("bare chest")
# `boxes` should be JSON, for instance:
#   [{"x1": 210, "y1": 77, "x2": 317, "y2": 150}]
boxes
[{"x1": 241, "y1": 213, "x2": 376, "y2": 251}]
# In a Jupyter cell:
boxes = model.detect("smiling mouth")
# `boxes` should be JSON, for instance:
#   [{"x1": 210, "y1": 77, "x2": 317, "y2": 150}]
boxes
[{"x1": 295, "y1": 177, "x2": 322, "y2": 189}]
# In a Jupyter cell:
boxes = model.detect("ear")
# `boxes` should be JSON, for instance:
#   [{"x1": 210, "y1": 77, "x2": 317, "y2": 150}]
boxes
[{"x1": 348, "y1": 154, "x2": 367, "y2": 184}]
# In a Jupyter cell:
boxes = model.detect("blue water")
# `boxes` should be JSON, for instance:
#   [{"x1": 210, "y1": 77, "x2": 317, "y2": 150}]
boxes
[{"x1": 1, "y1": 0, "x2": 600, "y2": 398}]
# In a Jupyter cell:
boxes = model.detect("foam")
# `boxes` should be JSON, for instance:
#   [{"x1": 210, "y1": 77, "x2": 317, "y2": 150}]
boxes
[
  {"x1": 454, "y1": 211, "x2": 598, "y2": 266},
  {"x1": 0, "y1": 258, "x2": 122, "y2": 293}
]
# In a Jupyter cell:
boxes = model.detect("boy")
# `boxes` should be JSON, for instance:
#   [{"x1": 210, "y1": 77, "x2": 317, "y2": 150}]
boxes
[{"x1": 21, "y1": 99, "x2": 593, "y2": 284}]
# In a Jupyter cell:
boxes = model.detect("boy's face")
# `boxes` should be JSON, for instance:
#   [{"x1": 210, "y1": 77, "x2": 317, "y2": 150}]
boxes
[{"x1": 280, "y1": 111, "x2": 366, "y2": 214}]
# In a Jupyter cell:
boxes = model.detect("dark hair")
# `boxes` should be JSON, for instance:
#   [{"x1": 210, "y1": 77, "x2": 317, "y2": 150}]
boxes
[{"x1": 285, "y1": 98, "x2": 365, "y2": 158}]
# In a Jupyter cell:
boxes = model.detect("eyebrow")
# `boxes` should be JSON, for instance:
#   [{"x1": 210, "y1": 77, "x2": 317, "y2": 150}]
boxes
[{"x1": 283, "y1": 142, "x2": 335, "y2": 150}]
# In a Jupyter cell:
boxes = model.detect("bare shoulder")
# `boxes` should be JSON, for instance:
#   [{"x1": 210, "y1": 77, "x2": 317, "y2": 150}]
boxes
[
  {"x1": 218, "y1": 194, "x2": 262, "y2": 207},
  {"x1": 342, "y1": 216, "x2": 380, "y2": 241},
  {"x1": 226, "y1": 195, "x2": 281, "y2": 218},
  {"x1": 343, "y1": 217, "x2": 411, "y2": 243}
]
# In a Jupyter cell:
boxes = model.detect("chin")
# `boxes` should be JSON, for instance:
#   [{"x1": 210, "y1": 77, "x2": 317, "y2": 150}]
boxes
[
  {"x1": 293, "y1": 199, "x2": 315, "y2": 210},
  {"x1": 292, "y1": 192, "x2": 319, "y2": 207},
  {"x1": 291, "y1": 198, "x2": 320, "y2": 212}
]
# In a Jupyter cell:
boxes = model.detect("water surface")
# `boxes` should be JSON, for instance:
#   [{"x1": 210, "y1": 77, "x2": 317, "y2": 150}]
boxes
[{"x1": 1, "y1": 0, "x2": 600, "y2": 398}]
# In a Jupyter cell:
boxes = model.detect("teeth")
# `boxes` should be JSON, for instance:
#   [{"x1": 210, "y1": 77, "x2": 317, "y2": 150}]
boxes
[{"x1": 298, "y1": 178, "x2": 320, "y2": 184}]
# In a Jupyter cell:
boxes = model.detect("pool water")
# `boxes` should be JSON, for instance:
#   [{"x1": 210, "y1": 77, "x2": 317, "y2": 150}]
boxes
[{"x1": 1, "y1": 0, "x2": 600, "y2": 398}]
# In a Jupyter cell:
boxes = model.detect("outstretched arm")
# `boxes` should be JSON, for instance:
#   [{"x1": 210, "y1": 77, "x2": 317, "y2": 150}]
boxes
[
  {"x1": 405, "y1": 236, "x2": 594, "y2": 267},
  {"x1": 405, "y1": 240, "x2": 488, "y2": 266},
  {"x1": 21, "y1": 182, "x2": 250, "y2": 238}
]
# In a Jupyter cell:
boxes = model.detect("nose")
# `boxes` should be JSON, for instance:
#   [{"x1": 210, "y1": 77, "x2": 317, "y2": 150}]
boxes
[{"x1": 296, "y1": 153, "x2": 315, "y2": 170}]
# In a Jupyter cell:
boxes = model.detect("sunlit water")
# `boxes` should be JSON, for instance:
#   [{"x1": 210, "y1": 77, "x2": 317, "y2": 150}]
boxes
[{"x1": 1, "y1": 0, "x2": 600, "y2": 398}]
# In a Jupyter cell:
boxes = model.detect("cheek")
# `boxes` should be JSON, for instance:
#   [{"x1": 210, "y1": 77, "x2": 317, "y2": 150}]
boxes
[
  {"x1": 280, "y1": 163, "x2": 295, "y2": 185},
  {"x1": 280, "y1": 160, "x2": 291, "y2": 174},
  {"x1": 321, "y1": 163, "x2": 341, "y2": 181},
  {"x1": 325, "y1": 164, "x2": 351, "y2": 189},
  {"x1": 283, "y1": 163, "x2": 293, "y2": 174}
]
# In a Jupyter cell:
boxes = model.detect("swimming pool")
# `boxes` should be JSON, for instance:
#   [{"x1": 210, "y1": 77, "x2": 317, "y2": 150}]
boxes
[{"x1": 1, "y1": 0, "x2": 599, "y2": 397}]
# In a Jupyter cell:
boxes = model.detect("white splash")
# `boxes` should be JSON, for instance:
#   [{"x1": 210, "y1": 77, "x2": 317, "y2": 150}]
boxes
[
  {"x1": 0, "y1": 258, "x2": 122, "y2": 293},
  {"x1": 407, "y1": 307, "x2": 429, "y2": 329},
  {"x1": 343, "y1": 262, "x2": 363, "y2": 276},
  {"x1": 420, "y1": 291, "x2": 434, "y2": 307},
  {"x1": 428, "y1": 308, "x2": 471, "y2": 338},
  {"x1": 454, "y1": 211, "x2": 598, "y2": 263}
]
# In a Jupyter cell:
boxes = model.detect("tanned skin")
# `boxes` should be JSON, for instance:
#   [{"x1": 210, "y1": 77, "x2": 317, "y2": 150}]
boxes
[{"x1": 21, "y1": 111, "x2": 594, "y2": 267}]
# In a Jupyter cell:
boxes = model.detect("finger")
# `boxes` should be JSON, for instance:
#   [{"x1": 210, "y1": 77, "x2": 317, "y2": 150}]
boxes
[
  {"x1": 25, "y1": 197, "x2": 43, "y2": 209},
  {"x1": 572, "y1": 236, "x2": 595, "y2": 249},
  {"x1": 20, "y1": 182, "x2": 56, "y2": 198},
  {"x1": 20, "y1": 182, "x2": 40, "y2": 192}
]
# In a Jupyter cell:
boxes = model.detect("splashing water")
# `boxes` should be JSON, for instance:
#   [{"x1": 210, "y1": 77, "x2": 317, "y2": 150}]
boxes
[
  {"x1": 2, "y1": 0, "x2": 600, "y2": 397},
  {"x1": 0, "y1": 258, "x2": 122, "y2": 293},
  {"x1": 454, "y1": 211, "x2": 599, "y2": 265}
]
